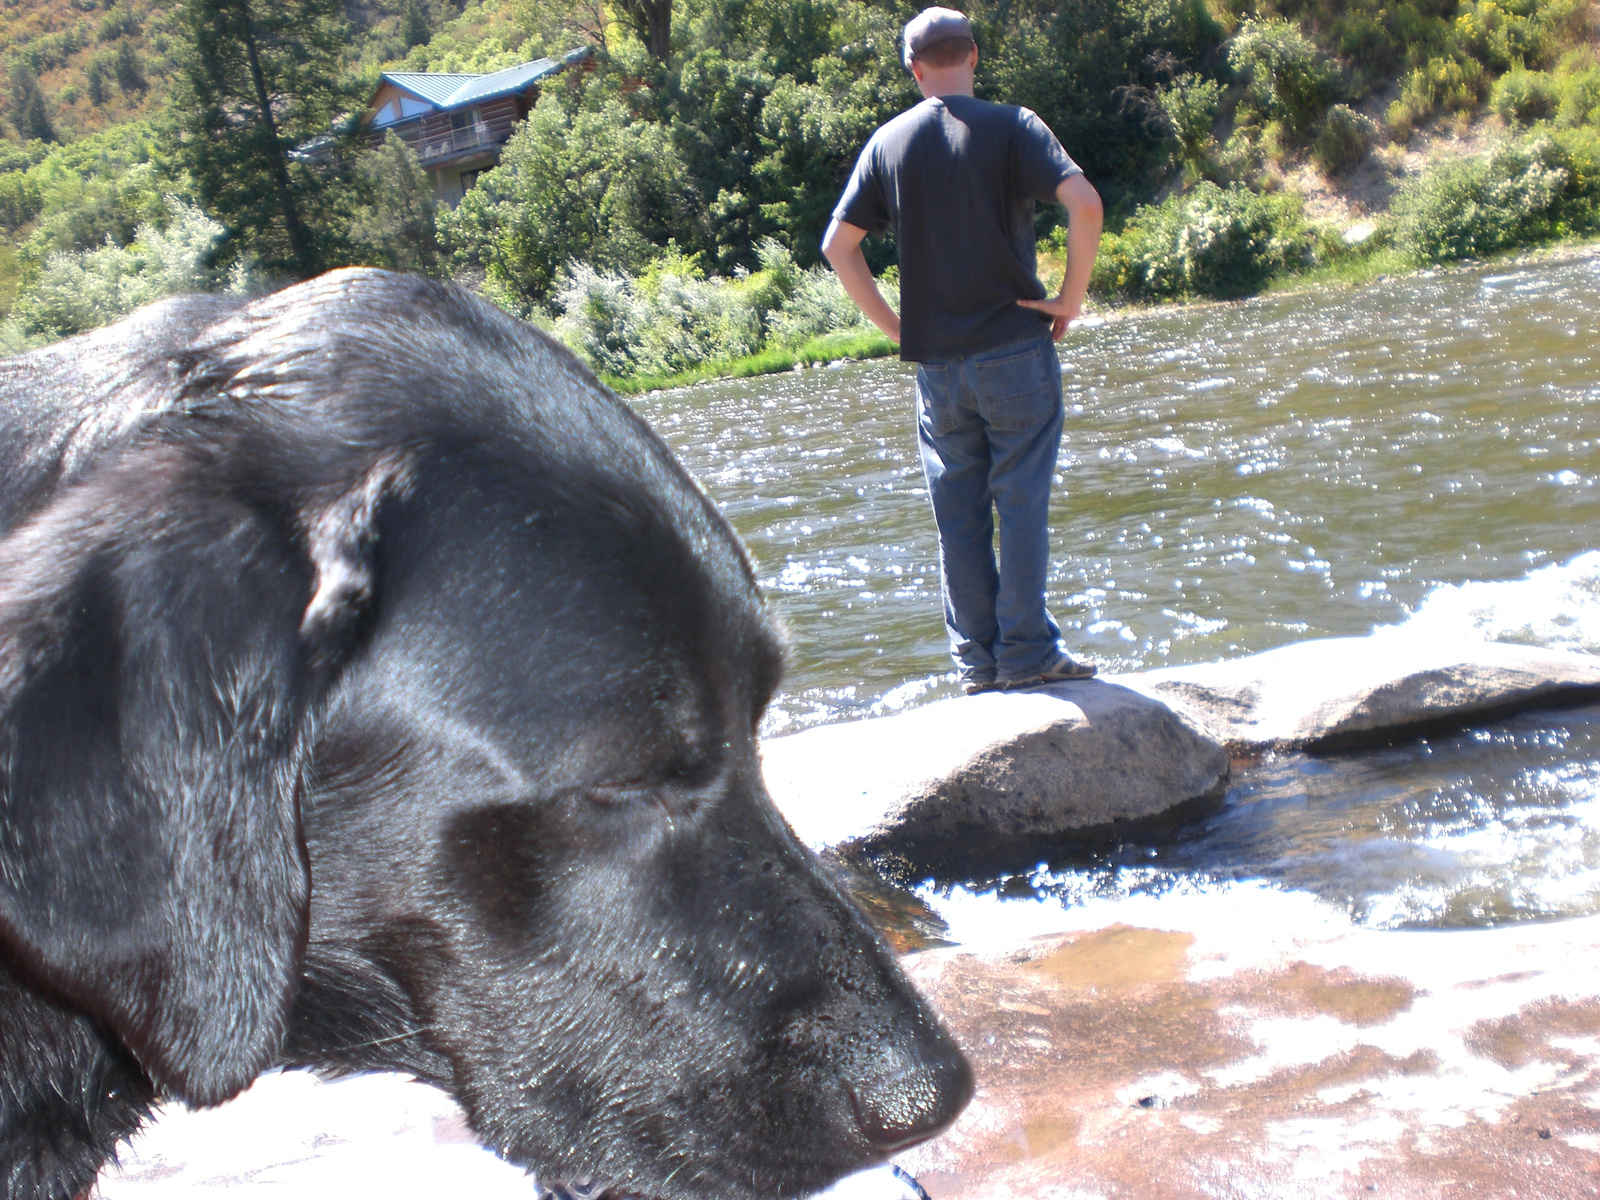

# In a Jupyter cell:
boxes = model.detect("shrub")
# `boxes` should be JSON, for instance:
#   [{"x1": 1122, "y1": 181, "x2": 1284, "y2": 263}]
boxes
[
  {"x1": 550, "y1": 239, "x2": 887, "y2": 379},
  {"x1": 1555, "y1": 51, "x2": 1600, "y2": 127},
  {"x1": 1391, "y1": 135, "x2": 1597, "y2": 260},
  {"x1": 1158, "y1": 73, "x2": 1224, "y2": 176},
  {"x1": 1388, "y1": 55, "x2": 1488, "y2": 137},
  {"x1": 8, "y1": 197, "x2": 248, "y2": 342},
  {"x1": 347, "y1": 133, "x2": 441, "y2": 276},
  {"x1": 1090, "y1": 182, "x2": 1312, "y2": 301},
  {"x1": 1228, "y1": 18, "x2": 1340, "y2": 137},
  {"x1": 1312, "y1": 104, "x2": 1379, "y2": 174},
  {"x1": 1491, "y1": 68, "x2": 1559, "y2": 122},
  {"x1": 441, "y1": 88, "x2": 707, "y2": 307}
]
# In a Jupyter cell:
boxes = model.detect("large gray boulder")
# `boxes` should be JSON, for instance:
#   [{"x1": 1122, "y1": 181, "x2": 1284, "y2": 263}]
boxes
[
  {"x1": 1118, "y1": 632, "x2": 1600, "y2": 751},
  {"x1": 764, "y1": 634, "x2": 1600, "y2": 857},
  {"x1": 761, "y1": 682, "x2": 1231, "y2": 855}
]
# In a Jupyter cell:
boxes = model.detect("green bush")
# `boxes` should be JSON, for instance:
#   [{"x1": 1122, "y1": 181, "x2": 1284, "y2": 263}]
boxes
[
  {"x1": 440, "y1": 85, "x2": 707, "y2": 308},
  {"x1": 1555, "y1": 50, "x2": 1600, "y2": 127},
  {"x1": 6, "y1": 197, "x2": 249, "y2": 343},
  {"x1": 1391, "y1": 134, "x2": 1598, "y2": 260},
  {"x1": 551, "y1": 239, "x2": 889, "y2": 379},
  {"x1": 1228, "y1": 18, "x2": 1340, "y2": 137},
  {"x1": 1312, "y1": 104, "x2": 1379, "y2": 174},
  {"x1": 1491, "y1": 67, "x2": 1560, "y2": 122},
  {"x1": 1090, "y1": 182, "x2": 1312, "y2": 300},
  {"x1": 1389, "y1": 55, "x2": 1489, "y2": 137},
  {"x1": 1158, "y1": 73, "x2": 1224, "y2": 176}
]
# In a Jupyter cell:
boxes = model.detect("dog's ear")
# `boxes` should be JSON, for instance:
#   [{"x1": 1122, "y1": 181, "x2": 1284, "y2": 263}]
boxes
[{"x1": 0, "y1": 441, "x2": 395, "y2": 1105}]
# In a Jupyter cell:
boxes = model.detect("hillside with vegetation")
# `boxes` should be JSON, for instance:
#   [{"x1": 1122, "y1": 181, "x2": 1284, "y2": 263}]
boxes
[{"x1": 0, "y1": 0, "x2": 1595, "y2": 385}]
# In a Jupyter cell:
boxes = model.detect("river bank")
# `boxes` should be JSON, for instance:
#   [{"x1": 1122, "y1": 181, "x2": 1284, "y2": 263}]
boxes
[{"x1": 609, "y1": 231, "x2": 1600, "y2": 398}]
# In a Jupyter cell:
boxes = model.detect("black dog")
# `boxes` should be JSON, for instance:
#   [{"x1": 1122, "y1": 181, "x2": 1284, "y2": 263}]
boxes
[{"x1": 0, "y1": 270, "x2": 971, "y2": 1199}]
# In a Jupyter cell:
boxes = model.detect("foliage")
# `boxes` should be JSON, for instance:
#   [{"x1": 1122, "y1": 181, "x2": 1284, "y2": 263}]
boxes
[
  {"x1": 1090, "y1": 181, "x2": 1313, "y2": 300},
  {"x1": 4, "y1": 196, "x2": 246, "y2": 344},
  {"x1": 1229, "y1": 17, "x2": 1340, "y2": 137},
  {"x1": 552, "y1": 239, "x2": 889, "y2": 379},
  {"x1": 0, "y1": 123, "x2": 168, "y2": 268},
  {"x1": 8, "y1": 62, "x2": 56, "y2": 143},
  {"x1": 1311, "y1": 103, "x2": 1378, "y2": 173},
  {"x1": 1389, "y1": 53, "x2": 1489, "y2": 136},
  {"x1": 347, "y1": 131, "x2": 441, "y2": 275},
  {"x1": 440, "y1": 81, "x2": 706, "y2": 307},
  {"x1": 1158, "y1": 73, "x2": 1224, "y2": 177},
  {"x1": 1554, "y1": 48, "x2": 1600, "y2": 127},
  {"x1": 1391, "y1": 131, "x2": 1600, "y2": 260},
  {"x1": 970, "y1": 0, "x2": 1227, "y2": 215},
  {"x1": 164, "y1": 0, "x2": 359, "y2": 278},
  {"x1": 1492, "y1": 66, "x2": 1561, "y2": 121}
]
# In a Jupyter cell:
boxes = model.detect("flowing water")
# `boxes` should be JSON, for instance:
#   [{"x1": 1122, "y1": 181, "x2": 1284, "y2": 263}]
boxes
[{"x1": 630, "y1": 249, "x2": 1600, "y2": 932}]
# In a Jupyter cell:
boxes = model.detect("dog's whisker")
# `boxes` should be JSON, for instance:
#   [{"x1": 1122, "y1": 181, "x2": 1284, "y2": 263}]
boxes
[{"x1": 326, "y1": 1027, "x2": 434, "y2": 1053}]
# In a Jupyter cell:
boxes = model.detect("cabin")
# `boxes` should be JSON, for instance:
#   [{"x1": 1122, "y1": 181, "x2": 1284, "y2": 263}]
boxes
[{"x1": 363, "y1": 46, "x2": 594, "y2": 205}]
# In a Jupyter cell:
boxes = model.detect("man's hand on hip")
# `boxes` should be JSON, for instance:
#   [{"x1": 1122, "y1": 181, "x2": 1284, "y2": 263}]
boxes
[
  {"x1": 1016, "y1": 293, "x2": 1083, "y2": 341},
  {"x1": 1021, "y1": 173, "x2": 1103, "y2": 341}
]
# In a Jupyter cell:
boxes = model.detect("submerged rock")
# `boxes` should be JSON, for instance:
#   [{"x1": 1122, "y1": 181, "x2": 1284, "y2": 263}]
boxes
[
  {"x1": 1120, "y1": 632, "x2": 1600, "y2": 751},
  {"x1": 761, "y1": 682, "x2": 1230, "y2": 860}
]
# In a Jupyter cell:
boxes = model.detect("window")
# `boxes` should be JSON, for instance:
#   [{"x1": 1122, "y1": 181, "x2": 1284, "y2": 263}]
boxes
[{"x1": 451, "y1": 107, "x2": 483, "y2": 131}]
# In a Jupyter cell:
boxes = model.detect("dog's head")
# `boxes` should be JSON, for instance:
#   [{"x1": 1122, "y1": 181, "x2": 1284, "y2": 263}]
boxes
[{"x1": 0, "y1": 270, "x2": 971, "y2": 1198}]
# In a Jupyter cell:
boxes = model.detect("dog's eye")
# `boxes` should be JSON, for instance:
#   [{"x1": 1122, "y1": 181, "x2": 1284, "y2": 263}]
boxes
[{"x1": 581, "y1": 754, "x2": 715, "y2": 808}]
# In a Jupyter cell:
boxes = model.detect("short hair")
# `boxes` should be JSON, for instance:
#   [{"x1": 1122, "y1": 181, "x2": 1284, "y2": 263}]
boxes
[{"x1": 910, "y1": 35, "x2": 975, "y2": 68}]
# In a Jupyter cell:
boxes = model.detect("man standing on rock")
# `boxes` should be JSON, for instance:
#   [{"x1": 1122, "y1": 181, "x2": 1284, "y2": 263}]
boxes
[{"x1": 822, "y1": 6, "x2": 1103, "y2": 695}]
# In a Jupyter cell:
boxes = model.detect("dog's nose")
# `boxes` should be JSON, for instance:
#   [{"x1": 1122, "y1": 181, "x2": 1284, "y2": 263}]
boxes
[{"x1": 850, "y1": 1047, "x2": 975, "y2": 1153}]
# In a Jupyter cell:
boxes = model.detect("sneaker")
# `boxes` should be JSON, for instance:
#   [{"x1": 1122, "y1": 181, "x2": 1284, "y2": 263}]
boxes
[
  {"x1": 1000, "y1": 651, "x2": 1097, "y2": 691},
  {"x1": 963, "y1": 676, "x2": 1001, "y2": 695}
]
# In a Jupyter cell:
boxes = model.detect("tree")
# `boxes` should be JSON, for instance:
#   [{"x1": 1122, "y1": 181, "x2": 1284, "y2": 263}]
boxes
[
  {"x1": 402, "y1": 1, "x2": 430, "y2": 51},
  {"x1": 348, "y1": 132, "x2": 442, "y2": 275},
  {"x1": 9, "y1": 63, "x2": 56, "y2": 144},
  {"x1": 440, "y1": 87, "x2": 706, "y2": 307},
  {"x1": 165, "y1": 0, "x2": 355, "y2": 278},
  {"x1": 615, "y1": 0, "x2": 672, "y2": 60}
]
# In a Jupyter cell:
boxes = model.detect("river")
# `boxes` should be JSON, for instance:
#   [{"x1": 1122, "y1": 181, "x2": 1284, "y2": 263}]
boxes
[{"x1": 630, "y1": 248, "x2": 1600, "y2": 934}]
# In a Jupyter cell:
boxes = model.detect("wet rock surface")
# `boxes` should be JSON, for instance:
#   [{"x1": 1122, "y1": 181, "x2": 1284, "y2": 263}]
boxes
[
  {"x1": 92, "y1": 889, "x2": 1600, "y2": 1199},
  {"x1": 1121, "y1": 632, "x2": 1600, "y2": 752},
  {"x1": 895, "y1": 890, "x2": 1600, "y2": 1199}
]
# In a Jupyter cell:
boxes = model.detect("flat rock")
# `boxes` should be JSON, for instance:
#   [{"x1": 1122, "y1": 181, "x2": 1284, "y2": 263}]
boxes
[
  {"x1": 896, "y1": 888, "x2": 1600, "y2": 1199},
  {"x1": 92, "y1": 889, "x2": 1600, "y2": 1200},
  {"x1": 761, "y1": 682, "x2": 1230, "y2": 856},
  {"x1": 1120, "y1": 630, "x2": 1600, "y2": 750}
]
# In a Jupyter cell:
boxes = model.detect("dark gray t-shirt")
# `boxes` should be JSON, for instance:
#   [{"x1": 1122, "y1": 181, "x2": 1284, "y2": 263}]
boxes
[{"x1": 832, "y1": 94, "x2": 1081, "y2": 362}]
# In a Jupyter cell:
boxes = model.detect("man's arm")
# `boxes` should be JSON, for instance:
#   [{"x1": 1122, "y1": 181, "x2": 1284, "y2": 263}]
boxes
[
  {"x1": 821, "y1": 217, "x2": 900, "y2": 345},
  {"x1": 1017, "y1": 173, "x2": 1103, "y2": 341}
]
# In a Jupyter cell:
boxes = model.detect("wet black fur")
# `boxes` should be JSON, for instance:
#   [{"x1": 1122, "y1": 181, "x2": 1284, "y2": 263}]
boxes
[{"x1": 0, "y1": 271, "x2": 971, "y2": 1200}]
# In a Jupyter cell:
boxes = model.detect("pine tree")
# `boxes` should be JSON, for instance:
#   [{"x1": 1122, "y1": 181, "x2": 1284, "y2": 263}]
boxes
[
  {"x1": 402, "y1": 1, "x2": 430, "y2": 51},
  {"x1": 9, "y1": 63, "x2": 56, "y2": 144},
  {"x1": 165, "y1": 0, "x2": 354, "y2": 278}
]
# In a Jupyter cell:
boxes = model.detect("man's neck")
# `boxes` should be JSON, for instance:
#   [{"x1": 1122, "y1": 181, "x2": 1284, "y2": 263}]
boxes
[{"x1": 916, "y1": 71, "x2": 975, "y2": 100}]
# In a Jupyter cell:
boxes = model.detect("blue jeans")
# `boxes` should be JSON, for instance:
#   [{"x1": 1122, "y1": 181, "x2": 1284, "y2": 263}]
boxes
[{"x1": 915, "y1": 336, "x2": 1064, "y2": 684}]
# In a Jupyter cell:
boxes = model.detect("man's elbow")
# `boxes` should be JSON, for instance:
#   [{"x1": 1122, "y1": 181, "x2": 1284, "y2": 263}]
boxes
[
  {"x1": 820, "y1": 223, "x2": 845, "y2": 268},
  {"x1": 1058, "y1": 174, "x2": 1102, "y2": 223}
]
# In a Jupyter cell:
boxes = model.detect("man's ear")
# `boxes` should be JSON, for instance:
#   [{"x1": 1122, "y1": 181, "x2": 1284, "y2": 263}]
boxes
[{"x1": 0, "y1": 440, "x2": 394, "y2": 1106}]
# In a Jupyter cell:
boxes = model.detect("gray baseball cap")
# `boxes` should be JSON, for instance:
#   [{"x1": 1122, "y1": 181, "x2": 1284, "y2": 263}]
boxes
[{"x1": 902, "y1": 7, "x2": 974, "y2": 69}]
